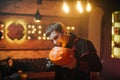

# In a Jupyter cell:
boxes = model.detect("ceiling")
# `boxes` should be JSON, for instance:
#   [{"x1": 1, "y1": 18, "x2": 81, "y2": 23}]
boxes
[{"x1": 0, "y1": 0, "x2": 94, "y2": 18}]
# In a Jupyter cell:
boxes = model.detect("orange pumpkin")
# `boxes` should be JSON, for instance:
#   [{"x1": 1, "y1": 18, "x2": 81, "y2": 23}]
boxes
[{"x1": 49, "y1": 47, "x2": 75, "y2": 66}]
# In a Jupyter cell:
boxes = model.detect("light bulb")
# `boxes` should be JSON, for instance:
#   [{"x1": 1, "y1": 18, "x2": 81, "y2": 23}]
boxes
[
  {"x1": 86, "y1": 2, "x2": 91, "y2": 12},
  {"x1": 76, "y1": 0, "x2": 83, "y2": 13},
  {"x1": 62, "y1": 1, "x2": 69, "y2": 13}
]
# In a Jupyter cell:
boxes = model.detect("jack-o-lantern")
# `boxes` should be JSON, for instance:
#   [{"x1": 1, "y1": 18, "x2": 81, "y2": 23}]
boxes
[{"x1": 49, "y1": 47, "x2": 75, "y2": 67}]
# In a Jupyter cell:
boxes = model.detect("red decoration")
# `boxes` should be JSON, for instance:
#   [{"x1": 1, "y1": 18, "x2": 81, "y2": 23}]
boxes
[{"x1": 7, "y1": 23, "x2": 24, "y2": 40}]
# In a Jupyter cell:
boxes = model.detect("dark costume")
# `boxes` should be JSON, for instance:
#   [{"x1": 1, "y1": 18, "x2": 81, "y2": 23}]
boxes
[
  {"x1": 53, "y1": 33, "x2": 102, "y2": 80},
  {"x1": 0, "y1": 60, "x2": 23, "y2": 80}
]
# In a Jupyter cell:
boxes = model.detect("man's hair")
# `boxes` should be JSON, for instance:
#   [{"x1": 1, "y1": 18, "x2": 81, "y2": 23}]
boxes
[
  {"x1": 45, "y1": 22, "x2": 66, "y2": 37},
  {"x1": 6, "y1": 57, "x2": 13, "y2": 62}
]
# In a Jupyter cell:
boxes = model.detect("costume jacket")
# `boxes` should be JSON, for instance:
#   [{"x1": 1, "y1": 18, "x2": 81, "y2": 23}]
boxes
[{"x1": 54, "y1": 33, "x2": 102, "y2": 80}]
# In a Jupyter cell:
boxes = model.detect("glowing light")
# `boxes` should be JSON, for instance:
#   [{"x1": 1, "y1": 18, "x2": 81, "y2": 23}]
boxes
[
  {"x1": 62, "y1": 0, "x2": 92, "y2": 13},
  {"x1": 32, "y1": 31, "x2": 35, "y2": 34},
  {"x1": 5, "y1": 20, "x2": 27, "y2": 43},
  {"x1": 86, "y1": 2, "x2": 91, "y2": 12},
  {"x1": 76, "y1": 0, "x2": 83, "y2": 13},
  {"x1": 1, "y1": 36, "x2": 4, "y2": 39},
  {"x1": 32, "y1": 25, "x2": 35, "y2": 28},
  {"x1": 28, "y1": 36, "x2": 31, "y2": 39},
  {"x1": 43, "y1": 33, "x2": 46, "y2": 36},
  {"x1": 114, "y1": 47, "x2": 120, "y2": 57},
  {"x1": 38, "y1": 25, "x2": 41, "y2": 29},
  {"x1": 71, "y1": 27, "x2": 75, "y2": 30},
  {"x1": 62, "y1": 1, "x2": 69, "y2": 13},
  {"x1": 42, "y1": 36, "x2": 46, "y2": 40},
  {"x1": 1, "y1": 30, "x2": 4, "y2": 33},
  {"x1": 28, "y1": 25, "x2": 31, "y2": 28},
  {"x1": 112, "y1": 41, "x2": 114, "y2": 48},
  {"x1": 28, "y1": 31, "x2": 31, "y2": 34},
  {"x1": 47, "y1": 37, "x2": 50, "y2": 40},
  {"x1": 33, "y1": 28, "x2": 36, "y2": 32},
  {"x1": 38, "y1": 31, "x2": 41, "y2": 34},
  {"x1": 67, "y1": 26, "x2": 75, "y2": 30},
  {"x1": 38, "y1": 36, "x2": 41, "y2": 40},
  {"x1": 67, "y1": 26, "x2": 70, "y2": 30},
  {"x1": 1, "y1": 24, "x2": 4, "y2": 27},
  {"x1": 111, "y1": 54, "x2": 114, "y2": 58}
]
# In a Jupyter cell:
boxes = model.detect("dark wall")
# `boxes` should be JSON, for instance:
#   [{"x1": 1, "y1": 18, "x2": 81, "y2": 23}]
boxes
[{"x1": 96, "y1": 0, "x2": 120, "y2": 79}]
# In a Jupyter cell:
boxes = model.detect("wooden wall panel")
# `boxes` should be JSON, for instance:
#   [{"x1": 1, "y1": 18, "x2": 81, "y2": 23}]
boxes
[
  {"x1": 0, "y1": 50, "x2": 50, "y2": 60},
  {"x1": 0, "y1": 0, "x2": 89, "y2": 60}
]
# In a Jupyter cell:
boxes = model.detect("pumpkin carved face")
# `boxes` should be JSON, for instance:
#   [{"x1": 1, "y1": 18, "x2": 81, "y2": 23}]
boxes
[{"x1": 49, "y1": 47, "x2": 75, "y2": 66}]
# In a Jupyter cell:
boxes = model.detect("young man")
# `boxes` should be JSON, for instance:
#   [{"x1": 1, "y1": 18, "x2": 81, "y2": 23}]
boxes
[
  {"x1": 1, "y1": 57, "x2": 23, "y2": 80},
  {"x1": 45, "y1": 22, "x2": 102, "y2": 80}
]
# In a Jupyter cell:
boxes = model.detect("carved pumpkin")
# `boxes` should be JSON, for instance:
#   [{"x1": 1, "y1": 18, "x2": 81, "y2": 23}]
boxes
[{"x1": 49, "y1": 47, "x2": 75, "y2": 66}]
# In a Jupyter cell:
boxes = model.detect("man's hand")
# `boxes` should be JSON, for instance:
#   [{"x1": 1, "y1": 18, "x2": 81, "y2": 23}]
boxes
[
  {"x1": 62, "y1": 56, "x2": 77, "y2": 69},
  {"x1": 18, "y1": 70, "x2": 22, "y2": 73}
]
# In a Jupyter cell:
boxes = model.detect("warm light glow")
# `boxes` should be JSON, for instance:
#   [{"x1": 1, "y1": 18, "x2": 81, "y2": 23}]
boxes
[
  {"x1": 62, "y1": 0, "x2": 91, "y2": 14},
  {"x1": 32, "y1": 31, "x2": 35, "y2": 34},
  {"x1": 33, "y1": 28, "x2": 36, "y2": 32},
  {"x1": 67, "y1": 26, "x2": 70, "y2": 30},
  {"x1": 86, "y1": 2, "x2": 91, "y2": 12},
  {"x1": 62, "y1": 1, "x2": 69, "y2": 13},
  {"x1": 71, "y1": 27, "x2": 75, "y2": 30},
  {"x1": 28, "y1": 25, "x2": 31, "y2": 28},
  {"x1": 5, "y1": 20, "x2": 27, "y2": 43},
  {"x1": 1, "y1": 36, "x2": 4, "y2": 39},
  {"x1": 76, "y1": 0, "x2": 83, "y2": 13},
  {"x1": 111, "y1": 54, "x2": 114, "y2": 58},
  {"x1": 67, "y1": 26, "x2": 75, "y2": 30},
  {"x1": 28, "y1": 30, "x2": 31, "y2": 34},
  {"x1": 112, "y1": 41, "x2": 114, "y2": 48},
  {"x1": 114, "y1": 47, "x2": 120, "y2": 57},
  {"x1": 1, "y1": 24, "x2": 4, "y2": 27},
  {"x1": 42, "y1": 36, "x2": 46, "y2": 40},
  {"x1": 43, "y1": 33, "x2": 46, "y2": 36},
  {"x1": 112, "y1": 27, "x2": 114, "y2": 35},
  {"x1": 38, "y1": 25, "x2": 41, "y2": 29},
  {"x1": 114, "y1": 35, "x2": 120, "y2": 43},
  {"x1": 34, "y1": 10, "x2": 42, "y2": 23},
  {"x1": 38, "y1": 36, "x2": 41, "y2": 40},
  {"x1": 114, "y1": 23, "x2": 120, "y2": 27},
  {"x1": 28, "y1": 36, "x2": 31, "y2": 39},
  {"x1": 35, "y1": 20, "x2": 41, "y2": 23},
  {"x1": 47, "y1": 37, "x2": 49, "y2": 40},
  {"x1": 38, "y1": 31, "x2": 41, "y2": 34},
  {"x1": 1, "y1": 30, "x2": 4, "y2": 33},
  {"x1": 32, "y1": 25, "x2": 35, "y2": 28}
]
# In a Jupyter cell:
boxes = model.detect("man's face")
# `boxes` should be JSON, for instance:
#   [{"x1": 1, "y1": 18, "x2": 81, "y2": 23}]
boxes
[
  {"x1": 49, "y1": 31, "x2": 64, "y2": 47},
  {"x1": 8, "y1": 59, "x2": 13, "y2": 67}
]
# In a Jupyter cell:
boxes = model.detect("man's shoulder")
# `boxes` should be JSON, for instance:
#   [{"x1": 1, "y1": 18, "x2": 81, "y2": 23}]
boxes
[
  {"x1": 76, "y1": 36, "x2": 90, "y2": 43},
  {"x1": 77, "y1": 36, "x2": 93, "y2": 44}
]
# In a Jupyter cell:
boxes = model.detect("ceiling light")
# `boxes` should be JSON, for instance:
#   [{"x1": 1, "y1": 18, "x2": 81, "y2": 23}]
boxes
[{"x1": 34, "y1": 9, "x2": 42, "y2": 22}]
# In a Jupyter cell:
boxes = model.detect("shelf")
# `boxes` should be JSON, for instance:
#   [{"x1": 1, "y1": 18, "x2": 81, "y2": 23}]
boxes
[{"x1": 112, "y1": 11, "x2": 120, "y2": 58}]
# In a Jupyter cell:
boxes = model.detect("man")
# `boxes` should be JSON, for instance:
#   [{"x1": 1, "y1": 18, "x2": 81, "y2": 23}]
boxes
[
  {"x1": 45, "y1": 22, "x2": 102, "y2": 80},
  {"x1": 0, "y1": 57, "x2": 23, "y2": 80}
]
